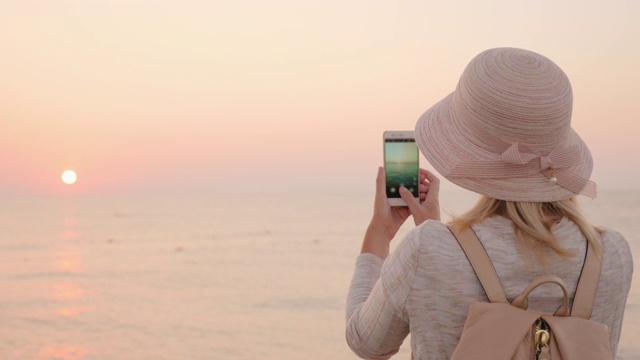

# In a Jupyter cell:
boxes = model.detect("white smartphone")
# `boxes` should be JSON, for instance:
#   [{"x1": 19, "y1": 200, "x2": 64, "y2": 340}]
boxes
[{"x1": 383, "y1": 131, "x2": 420, "y2": 206}]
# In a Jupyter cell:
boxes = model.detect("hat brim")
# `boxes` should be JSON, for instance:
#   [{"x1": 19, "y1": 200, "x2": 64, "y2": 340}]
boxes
[{"x1": 415, "y1": 93, "x2": 594, "y2": 202}]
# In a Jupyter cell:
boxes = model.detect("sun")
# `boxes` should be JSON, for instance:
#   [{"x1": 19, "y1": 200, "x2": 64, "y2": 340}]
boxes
[{"x1": 61, "y1": 170, "x2": 77, "y2": 185}]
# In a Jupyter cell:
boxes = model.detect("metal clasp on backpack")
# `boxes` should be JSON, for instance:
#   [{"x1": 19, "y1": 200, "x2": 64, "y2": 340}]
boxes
[{"x1": 535, "y1": 319, "x2": 550, "y2": 360}]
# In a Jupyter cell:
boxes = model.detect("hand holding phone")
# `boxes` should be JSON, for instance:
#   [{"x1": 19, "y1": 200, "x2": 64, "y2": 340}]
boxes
[{"x1": 383, "y1": 131, "x2": 419, "y2": 206}]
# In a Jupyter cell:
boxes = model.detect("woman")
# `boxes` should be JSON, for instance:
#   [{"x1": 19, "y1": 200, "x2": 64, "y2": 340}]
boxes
[{"x1": 345, "y1": 48, "x2": 633, "y2": 359}]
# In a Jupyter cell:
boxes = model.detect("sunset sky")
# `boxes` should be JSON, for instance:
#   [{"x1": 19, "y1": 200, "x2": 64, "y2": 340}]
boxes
[{"x1": 1, "y1": 0, "x2": 639, "y2": 196}]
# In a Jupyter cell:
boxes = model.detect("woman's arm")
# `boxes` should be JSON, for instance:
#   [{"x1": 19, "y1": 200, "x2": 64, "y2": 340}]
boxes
[
  {"x1": 345, "y1": 167, "x2": 440, "y2": 358},
  {"x1": 346, "y1": 229, "x2": 423, "y2": 359}
]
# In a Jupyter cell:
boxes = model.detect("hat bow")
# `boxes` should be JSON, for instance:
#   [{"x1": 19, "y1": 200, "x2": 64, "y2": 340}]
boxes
[
  {"x1": 449, "y1": 142, "x2": 596, "y2": 198},
  {"x1": 501, "y1": 142, "x2": 579, "y2": 170}
]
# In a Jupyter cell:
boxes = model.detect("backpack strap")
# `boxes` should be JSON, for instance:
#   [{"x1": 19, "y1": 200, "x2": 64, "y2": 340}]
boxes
[
  {"x1": 570, "y1": 233, "x2": 603, "y2": 319},
  {"x1": 447, "y1": 225, "x2": 508, "y2": 303},
  {"x1": 448, "y1": 224, "x2": 603, "y2": 319}
]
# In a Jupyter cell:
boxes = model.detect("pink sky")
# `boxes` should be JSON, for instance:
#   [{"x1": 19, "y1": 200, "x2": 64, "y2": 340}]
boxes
[{"x1": 1, "y1": 0, "x2": 639, "y2": 195}]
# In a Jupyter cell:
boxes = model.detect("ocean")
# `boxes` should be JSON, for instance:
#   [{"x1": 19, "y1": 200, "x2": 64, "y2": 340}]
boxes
[{"x1": 0, "y1": 190, "x2": 638, "y2": 359}]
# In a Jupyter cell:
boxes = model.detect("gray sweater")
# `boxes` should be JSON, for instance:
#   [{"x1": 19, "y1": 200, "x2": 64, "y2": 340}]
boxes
[{"x1": 346, "y1": 216, "x2": 633, "y2": 359}]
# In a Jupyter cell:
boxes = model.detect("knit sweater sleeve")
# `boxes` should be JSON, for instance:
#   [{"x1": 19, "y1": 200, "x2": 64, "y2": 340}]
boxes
[
  {"x1": 596, "y1": 228, "x2": 634, "y2": 357},
  {"x1": 345, "y1": 225, "x2": 423, "y2": 359}
]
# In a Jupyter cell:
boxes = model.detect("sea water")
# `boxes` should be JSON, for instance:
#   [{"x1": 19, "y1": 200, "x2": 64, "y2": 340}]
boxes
[{"x1": 0, "y1": 190, "x2": 638, "y2": 359}]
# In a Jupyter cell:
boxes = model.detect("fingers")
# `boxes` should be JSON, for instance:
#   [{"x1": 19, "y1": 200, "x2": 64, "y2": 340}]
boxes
[
  {"x1": 419, "y1": 167, "x2": 436, "y2": 178},
  {"x1": 411, "y1": 169, "x2": 442, "y2": 224},
  {"x1": 383, "y1": 168, "x2": 441, "y2": 227},
  {"x1": 419, "y1": 183, "x2": 428, "y2": 202},
  {"x1": 399, "y1": 187, "x2": 421, "y2": 213},
  {"x1": 374, "y1": 166, "x2": 387, "y2": 208},
  {"x1": 370, "y1": 168, "x2": 412, "y2": 240},
  {"x1": 419, "y1": 168, "x2": 440, "y2": 199},
  {"x1": 419, "y1": 169, "x2": 439, "y2": 185},
  {"x1": 424, "y1": 171, "x2": 440, "y2": 202}
]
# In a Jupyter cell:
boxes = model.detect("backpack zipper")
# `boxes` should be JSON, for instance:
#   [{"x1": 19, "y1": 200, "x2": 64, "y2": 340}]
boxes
[{"x1": 535, "y1": 319, "x2": 550, "y2": 360}]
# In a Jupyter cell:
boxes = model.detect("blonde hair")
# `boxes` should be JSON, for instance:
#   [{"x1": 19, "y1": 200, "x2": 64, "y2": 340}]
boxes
[{"x1": 450, "y1": 196, "x2": 602, "y2": 262}]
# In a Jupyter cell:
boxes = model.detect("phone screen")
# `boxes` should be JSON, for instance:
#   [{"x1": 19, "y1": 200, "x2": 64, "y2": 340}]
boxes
[{"x1": 384, "y1": 138, "x2": 419, "y2": 199}]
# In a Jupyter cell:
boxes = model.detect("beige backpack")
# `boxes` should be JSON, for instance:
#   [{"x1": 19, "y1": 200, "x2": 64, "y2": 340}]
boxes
[{"x1": 447, "y1": 226, "x2": 612, "y2": 360}]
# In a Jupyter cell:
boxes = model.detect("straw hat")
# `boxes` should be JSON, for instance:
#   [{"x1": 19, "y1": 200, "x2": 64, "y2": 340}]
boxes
[{"x1": 415, "y1": 47, "x2": 596, "y2": 202}]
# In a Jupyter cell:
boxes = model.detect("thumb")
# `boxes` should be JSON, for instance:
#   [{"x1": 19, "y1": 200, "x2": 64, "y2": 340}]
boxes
[{"x1": 399, "y1": 187, "x2": 421, "y2": 213}]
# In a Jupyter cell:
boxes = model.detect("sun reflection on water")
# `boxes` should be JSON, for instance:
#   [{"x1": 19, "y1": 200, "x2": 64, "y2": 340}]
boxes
[
  {"x1": 38, "y1": 344, "x2": 89, "y2": 360},
  {"x1": 54, "y1": 247, "x2": 84, "y2": 274},
  {"x1": 51, "y1": 282, "x2": 90, "y2": 302},
  {"x1": 62, "y1": 214, "x2": 80, "y2": 241},
  {"x1": 56, "y1": 306, "x2": 89, "y2": 318},
  {"x1": 38, "y1": 203, "x2": 94, "y2": 359}
]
